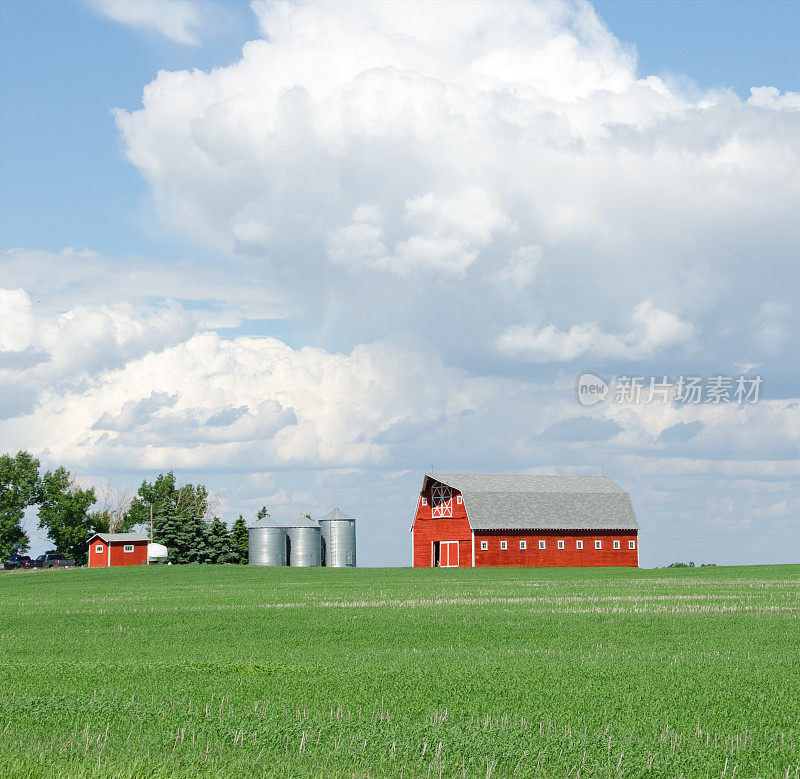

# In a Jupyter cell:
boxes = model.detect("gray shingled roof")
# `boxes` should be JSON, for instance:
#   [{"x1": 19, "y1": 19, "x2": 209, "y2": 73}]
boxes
[
  {"x1": 320, "y1": 508, "x2": 355, "y2": 521},
  {"x1": 88, "y1": 532, "x2": 149, "y2": 543},
  {"x1": 426, "y1": 474, "x2": 639, "y2": 531}
]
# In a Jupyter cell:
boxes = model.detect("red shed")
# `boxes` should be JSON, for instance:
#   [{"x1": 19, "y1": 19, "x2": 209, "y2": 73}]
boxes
[
  {"x1": 412, "y1": 474, "x2": 639, "y2": 568},
  {"x1": 88, "y1": 532, "x2": 149, "y2": 568}
]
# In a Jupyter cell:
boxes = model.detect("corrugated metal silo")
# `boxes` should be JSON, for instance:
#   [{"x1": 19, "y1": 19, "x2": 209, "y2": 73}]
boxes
[
  {"x1": 248, "y1": 517, "x2": 287, "y2": 566},
  {"x1": 319, "y1": 508, "x2": 357, "y2": 567},
  {"x1": 285, "y1": 516, "x2": 321, "y2": 567}
]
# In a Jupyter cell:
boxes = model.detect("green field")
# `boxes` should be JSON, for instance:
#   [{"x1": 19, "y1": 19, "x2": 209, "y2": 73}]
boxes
[{"x1": 1, "y1": 565, "x2": 798, "y2": 777}]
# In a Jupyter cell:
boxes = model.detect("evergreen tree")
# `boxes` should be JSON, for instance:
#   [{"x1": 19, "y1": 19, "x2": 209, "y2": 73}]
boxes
[
  {"x1": 206, "y1": 518, "x2": 235, "y2": 564},
  {"x1": 0, "y1": 451, "x2": 41, "y2": 557},
  {"x1": 230, "y1": 515, "x2": 249, "y2": 564},
  {"x1": 127, "y1": 473, "x2": 214, "y2": 563},
  {"x1": 37, "y1": 467, "x2": 96, "y2": 565}
]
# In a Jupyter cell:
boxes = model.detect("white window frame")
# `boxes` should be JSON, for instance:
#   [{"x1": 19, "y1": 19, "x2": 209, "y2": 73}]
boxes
[
  {"x1": 420, "y1": 496, "x2": 427, "y2": 506},
  {"x1": 595, "y1": 540, "x2": 602, "y2": 550},
  {"x1": 431, "y1": 483, "x2": 453, "y2": 518},
  {"x1": 519, "y1": 540, "x2": 527, "y2": 550},
  {"x1": 456, "y1": 495, "x2": 463, "y2": 504},
  {"x1": 480, "y1": 539, "x2": 488, "y2": 551},
  {"x1": 123, "y1": 544, "x2": 134, "y2": 553},
  {"x1": 613, "y1": 540, "x2": 621, "y2": 550},
  {"x1": 629, "y1": 540, "x2": 636, "y2": 550},
  {"x1": 500, "y1": 540, "x2": 507, "y2": 550},
  {"x1": 558, "y1": 540, "x2": 565, "y2": 550},
  {"x1": 576, "y1": 540, "x2": 583, "y2": 550},
  {"x1": 538, "y1": 540, "x2": 546, "y2": 550},
  {"x1": 95, "y1": 544, "x2": 103, "y2": 554}
]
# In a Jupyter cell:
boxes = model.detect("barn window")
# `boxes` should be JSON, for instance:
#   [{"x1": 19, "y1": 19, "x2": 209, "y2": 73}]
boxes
[
  {"x1": 95, "y1": 544, "x2": 103, "y2": 554},
  {"x1": 538, "y1": 540, "x2": 546, "y2": 550},
  {"x1": 500, "y1": 540, "x2": 507, "y2": 550},
  {"x1": 431, "y1": 483, "x2": 453, "y2": 517},
  {"x1": 519, "y1": 540, "x2": 526, "y2": 550},
  {"x1": 123, "y1": 544, "x2": 134, "y2": 553},
  {"x1": 456, "y1": 495, "x2": 463, "y2": 504},
  {"x1": 613, "y1": 540, "x2": 621, "y2": 550},
  {"x1": 558, "y1": 540, "x2": 565, "y2": 550},
  {"x1": 420, "y1": 497, "x2": 427, "y2": 506},
  {"x1": 480, "y1": 540, "x2": 488, "y2": 550},
  {"x1": 595, "y1": 540, "x2": 602, "y2": 549},
  {"x1": 576, "y1": 540, "x2": 583, "y2": 549},
  {"x1": 629, "y1": 540, "x2": 636, "y2": 550}
]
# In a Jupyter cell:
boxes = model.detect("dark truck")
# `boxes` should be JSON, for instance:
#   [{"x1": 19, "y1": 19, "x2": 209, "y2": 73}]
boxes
[
  {"x1": 32, "y1": 553, "x2": 76, "y2": 569},
  {"x1": 3, "y1": 555, "x2": 33, "y2": 570}
]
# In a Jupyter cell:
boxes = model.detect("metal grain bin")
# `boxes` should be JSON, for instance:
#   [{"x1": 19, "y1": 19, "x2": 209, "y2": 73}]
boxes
[
  {"x1": 248, "y1": 517, "x2": 287, "y2": 566},
  {"x1": 285, "y1": 517, "x2": 321, "y2": 567},
  {"x1": 319, "y1": 508, "x2": 357, "y2": 567}
]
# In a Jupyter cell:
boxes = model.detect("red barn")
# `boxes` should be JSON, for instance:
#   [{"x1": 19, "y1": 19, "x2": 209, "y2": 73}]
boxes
[
  {"x1": 412, "y1": 474, "x2": 639, "y2": 568},
  {"x1": 87, "y1": 532, "x2": 149, "y2": 568}
]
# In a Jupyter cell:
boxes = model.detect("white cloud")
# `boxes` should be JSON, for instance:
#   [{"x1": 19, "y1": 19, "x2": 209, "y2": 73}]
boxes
[
  {"x1": 110, "y1": 0, "x2": 799, "y2": 375},
  {"x1": 490, "y1": 244, "x2": 542, "y2": 294},
  {"x1": 327, "y1": 188, "x2": 509, "y2": 274},
  {"x1": 87, "y1": 0, "x2": 203, "y2": 45},
  {"x1": 496, "y1": 299, "x2": 695, "y2": 362}
]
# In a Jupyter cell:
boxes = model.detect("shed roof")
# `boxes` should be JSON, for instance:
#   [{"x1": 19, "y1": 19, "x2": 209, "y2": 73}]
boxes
[
  {"x1": 320, "y1": 508, "x2": 355, "y2": 521},
  {"x1": 424, "y1": 474, "x2": 639, "y2": 531},
  {"x1": 88, "y1": 532, "x2": 149, "y2": 544}
]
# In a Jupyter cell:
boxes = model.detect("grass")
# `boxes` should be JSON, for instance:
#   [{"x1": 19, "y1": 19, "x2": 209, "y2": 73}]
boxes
[{"x1": 0, "y1": 564, "x2": 798, "y2": 777}]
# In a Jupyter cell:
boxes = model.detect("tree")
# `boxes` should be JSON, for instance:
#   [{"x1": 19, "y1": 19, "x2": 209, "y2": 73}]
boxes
[
  {"x1": 127, "y1": 473, "x2": 216, "y2": 563},
  {"x1": 88, "y1": 482, "x2": 134, "y2": 534},
  {"x1": 0, "y1": 451, "x2": 41, "y2": 558},
  {"x1": 206, "y1": 518, "x2": 236, "y2": 564},
  {"x1": 38, "y1": 467, "x2": 96, "y2": 565},
  {"x1": 230, "y1": 515, "x2": 249, "y2": 564}
]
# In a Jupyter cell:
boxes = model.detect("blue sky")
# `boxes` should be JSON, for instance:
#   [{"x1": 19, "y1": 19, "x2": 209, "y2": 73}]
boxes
[{"x1": 1, "y1": 0, "x2": 798, "y2": 566}]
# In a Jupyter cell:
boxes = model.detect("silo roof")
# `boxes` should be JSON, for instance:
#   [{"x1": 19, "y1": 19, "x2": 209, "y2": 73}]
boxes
[
  {"x1": 283, "y1": 516, "x2": 319, "y2": 528},
  {"x1": 320, "y1": 508, "x2": 355, "y2": 521},
  {"x1": 248, "y1": 516, "x2": 285, "y2": 529}
]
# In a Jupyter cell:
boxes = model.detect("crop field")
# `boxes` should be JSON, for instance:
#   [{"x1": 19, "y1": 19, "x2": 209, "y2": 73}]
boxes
[{"x1": 0, "y1": 565, "x2": 798, "y2": 778}]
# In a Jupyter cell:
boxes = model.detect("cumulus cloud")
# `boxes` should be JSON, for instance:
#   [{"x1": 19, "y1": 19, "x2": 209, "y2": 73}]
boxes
[
  {"x1": 0, "y1": 329, "x2": 495, "y2": 471},
  {"x1": 496, "y1": 299, "x2": 695, "y2": 362},
  {"x1": 110, "y1": 0, "x2": 798, "y2": 375},
  {"x1": 87, "y1": 0, "x2": 203, "y2": 45}
]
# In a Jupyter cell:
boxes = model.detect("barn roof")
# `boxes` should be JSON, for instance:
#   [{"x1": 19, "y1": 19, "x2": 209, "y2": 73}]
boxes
[
  {"x1": 320, "y1": 508, "x2": 355, "y2": 521},
  {"x1": 88, "y1": 532, "x2": 149, "y2": 544},
  {"x1": 425, "y1": 474, "x2": 639, "y2": 531}
]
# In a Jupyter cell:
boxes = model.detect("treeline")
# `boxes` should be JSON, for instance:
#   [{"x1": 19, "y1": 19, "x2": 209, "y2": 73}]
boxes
[{"x1": 1, "y1": 451, "x2": 253, "y2": 566}]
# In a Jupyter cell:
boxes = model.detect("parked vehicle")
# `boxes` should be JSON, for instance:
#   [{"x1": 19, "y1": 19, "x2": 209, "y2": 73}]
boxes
[
  {"x1": 32, "y1": 553, "x2": 76, "y2": 569},
  {"x1": 3, "y1": 555, "x2": 33, "y2": 570}
]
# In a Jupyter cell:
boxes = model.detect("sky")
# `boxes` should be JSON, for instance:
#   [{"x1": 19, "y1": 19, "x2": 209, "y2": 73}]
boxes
[{"x1": 0, "y1": 0, "x2": 798, "y2": 566}]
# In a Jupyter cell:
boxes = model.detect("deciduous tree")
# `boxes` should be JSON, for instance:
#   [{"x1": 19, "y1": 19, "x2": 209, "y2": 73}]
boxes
[
  {"x1": 37, "y1": 467, "x2": 96, "y2": 565},
  {"x1": 0, "y1": 450, "x2": 41, "y2": 558}
]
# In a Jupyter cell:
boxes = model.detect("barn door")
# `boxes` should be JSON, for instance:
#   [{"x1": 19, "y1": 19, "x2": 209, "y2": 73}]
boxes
[{"x1": 441, "y1": 541, "x2": 459, "y2": 567}]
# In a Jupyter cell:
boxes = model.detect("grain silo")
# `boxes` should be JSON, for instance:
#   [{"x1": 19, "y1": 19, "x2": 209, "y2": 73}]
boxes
[
  {"x1": 319, "y1": 508, "x2": 357, "y2": 567},
  {"x1": 285, "y1": 516, "x2": 321, "y2": 567},
  {"x1": 248, "y1": 516, "x2": 287, "y2": 566}
]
